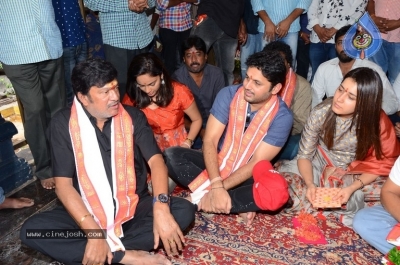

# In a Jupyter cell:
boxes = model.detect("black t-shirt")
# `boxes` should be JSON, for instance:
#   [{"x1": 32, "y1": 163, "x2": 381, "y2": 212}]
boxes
[
  {"x1": 197, "y1": 0, "x2": 245, "y2": 38},
  {"x1": 47, "y1": 105, "x2": 160, "y2": 199}
]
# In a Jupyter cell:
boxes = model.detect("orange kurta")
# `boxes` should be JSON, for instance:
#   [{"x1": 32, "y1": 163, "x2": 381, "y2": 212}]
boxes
[{"x1": 123, "y1": 81, "x2": 194, "y2": 151}]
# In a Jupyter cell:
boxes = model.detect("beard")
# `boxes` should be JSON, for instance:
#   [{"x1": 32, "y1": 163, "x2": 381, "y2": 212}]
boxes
[
  {"x1": 337, "y1": 51, "x2": 353, "y2": 63},
  {"x1": 187, "y1": 62, "x2": 206, "y2": 73}
]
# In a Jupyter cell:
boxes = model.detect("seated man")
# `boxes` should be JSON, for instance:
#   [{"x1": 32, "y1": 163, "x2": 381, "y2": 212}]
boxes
[
  {"x1": 20, "y1": 59, "x2": 195, "y2": 265},
  {"x1": 172, "y1": 35, "x2": 225, "y2": 149},
  {"x1": 262, "y1": 41, "x2": 312, "y2": 159},
  {"x1": 164, "y1": 50, "x2": 293, "y2": 226},
  {"x1": 353, "y1": 156, "x2": 400, "y2": 254},
  {"x1": 311, "y1": 25, "x2": 398, "y2": 115}
]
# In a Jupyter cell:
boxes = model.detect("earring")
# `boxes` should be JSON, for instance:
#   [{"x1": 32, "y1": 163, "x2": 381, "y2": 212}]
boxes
[{"x1": 161, "y1": 79, "x2": 165, "y2": 85}]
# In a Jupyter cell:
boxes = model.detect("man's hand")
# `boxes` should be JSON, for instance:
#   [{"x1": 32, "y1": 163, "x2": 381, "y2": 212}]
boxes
[
  {"x1": 82, "y1": 239, "x2": 113, "y2": 265},
  {"x1": 300, "y1": 31, "x2": 311, "y2": 44},
  {"x1": 276, "y1": 19, "x2": 291, "y2": 38},
  {"x1": 380, "y1": 19, "x2": 400, "y2": 33},
  {"x1": 326, "y1": 27, "x2": 337, "y2": 39},
  {"x1": 264, "y1": 21, "x2": 276, "y2": 42},
  {"x1": 371, "y1": 15, "x2": 389, "y2": 33},
  {"x1": 313, "y1": 25, "x2": 331, "y2": 43},
  {"x1": 153, "y1": 204, "x2": 185, "y2": 257},
  {"x1": 198, "y1": 188, "x2": 231, "y2": 214},
  {"x1": 128, "y1": 0, "x2": 149, "y2": 13}
]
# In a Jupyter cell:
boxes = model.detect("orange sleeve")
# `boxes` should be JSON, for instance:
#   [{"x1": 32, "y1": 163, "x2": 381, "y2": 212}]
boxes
[{"x1": 172, "y1": 81, "x2": 194, "y2": 110}]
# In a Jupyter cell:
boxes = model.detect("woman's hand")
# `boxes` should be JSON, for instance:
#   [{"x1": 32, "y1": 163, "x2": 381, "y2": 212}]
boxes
[
  {"x1": 333, "y1": 186, "x2": 354, "y2": 205},
  {"x1": 305, "y1": 183, "x2": 317, "y2": 203}
]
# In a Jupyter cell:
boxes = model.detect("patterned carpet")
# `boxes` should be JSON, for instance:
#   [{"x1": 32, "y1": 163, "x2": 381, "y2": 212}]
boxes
[{"x1": 169, "y1": 211, "x2": 382, "y2": 265}]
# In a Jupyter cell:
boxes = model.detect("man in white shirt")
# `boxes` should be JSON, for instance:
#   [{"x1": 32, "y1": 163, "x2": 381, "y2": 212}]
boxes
[
  {"x1": 311, "y1": 25, "x2": 398, "y2": 115},
  {"x1": 307, "y1": 0, "x2": 367, "y2": 81}
]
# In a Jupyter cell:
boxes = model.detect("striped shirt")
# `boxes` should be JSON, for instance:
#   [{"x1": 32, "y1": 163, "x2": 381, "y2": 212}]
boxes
[
  {"x1": 157, "y1": 0, "x2": 193, "y2": 31},
  {"x1": 84, "y1": 0, "x2": 155, "y2": 50},
  {"x1": 251, "y1": 0, "x2": 312, "y2": 34},
  {"x1": 0, "y1": 0, "x2": 63, "y2": 65}
]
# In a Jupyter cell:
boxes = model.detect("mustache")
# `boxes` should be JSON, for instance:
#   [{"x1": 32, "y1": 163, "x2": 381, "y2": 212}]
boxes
[{"x1": 190, "y1": 63, "x2": 200, "y2": 67}]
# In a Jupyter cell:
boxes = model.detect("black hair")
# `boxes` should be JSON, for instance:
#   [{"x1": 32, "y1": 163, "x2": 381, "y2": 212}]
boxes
[
  {"x1": 126, "y1": 53, "x2": 173, "y2": 108},
  {"x1": 335, "y1": 25, "x2": 352, "y2": 43},
  {"x1": 245, "y1": 50, "x2": 286, "y2": 89},
  {"x1": 262, "y1": 41, "x2": 293, "y2": 67},
  {"x1": 71, "y1": 59, "x2": 117, "y2": 96},
  {"x1": 181, "y1": 35, "x2": 207, "y2": 55}
]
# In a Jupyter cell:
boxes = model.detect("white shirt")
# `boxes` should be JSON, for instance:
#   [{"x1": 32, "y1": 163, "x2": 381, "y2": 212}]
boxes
[
  {"x1": 389, "y1": 157, "x2": 400, "y2": 187},
  {"x1": 393, "y1": 73, "x2": 400, "y2": 111},
  {"x1": 307, "y1": 0, "x2": 368, "y2": 44},
  {"x1": 311, "y1": 58, "x2": 399, "y2": 115}
]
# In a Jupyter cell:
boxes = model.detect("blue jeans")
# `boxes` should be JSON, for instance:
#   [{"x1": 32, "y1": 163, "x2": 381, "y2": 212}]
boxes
[
  {"x1": 353, "y1": 205, "x2": 397, "y2": 254},
  {"x1": 240, "y1": 33, "x2": 258, "y2": 79},
  {"x1": 256, "y1": 32, "x2": 299, "y2": 60},
  {"x1": 63, "y1": 42, "x2": 87, "y2": 106},
  {"x1": 191, "y1": 17, "x2": 238, "y2": 86},
  {"x1": 369, "y1": 40, "x2": 400, "y2": 85},
  {"x1": 309, "y1": 42, "x2": 336, "y2": 82},
  {"x1": 0, "y1": 187, "x2": 4, "y2": 205}
]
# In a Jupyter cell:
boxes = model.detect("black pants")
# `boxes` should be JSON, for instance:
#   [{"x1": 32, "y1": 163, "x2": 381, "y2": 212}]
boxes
[
  {"x1": 164, "y1": 147, "x2": 261, "y2": 213},
  {"x1": 20, "y1": 196, "x2": 195, "y2": 265},
  {"x1": 159, "y1": 27, "x2": 191, "y2": 75},
  {"x1": 103, "y1": 42, "x2": 152, "y2": 100}
]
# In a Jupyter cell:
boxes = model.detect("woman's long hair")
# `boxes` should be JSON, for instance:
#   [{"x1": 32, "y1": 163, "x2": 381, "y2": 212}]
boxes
[
  {"x1": 322, "y1": 67, "x2": 383, "y2": 160},
  {"x1": 126, "y1": 52, "x2": 174, "y2": 108}
]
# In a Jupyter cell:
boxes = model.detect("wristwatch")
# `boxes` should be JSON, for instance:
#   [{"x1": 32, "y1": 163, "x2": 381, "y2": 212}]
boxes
[{"x1": 153, "y1": 193, "x2": 170, "y2": 205}]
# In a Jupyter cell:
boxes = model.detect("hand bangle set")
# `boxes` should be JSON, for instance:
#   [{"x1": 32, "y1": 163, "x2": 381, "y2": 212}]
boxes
[
  {"x1": 210, "y1": 176, "x2": 222, "y2": 185},
  {"x1": 356, "y1": 178, "x2": 365, "y2": 190},
  {"x1": 185, "y1": 138, "x2": 194, "y2": 146},
  {"x1": 79, "y1": 213, "x2": 94, "y2": 226}
]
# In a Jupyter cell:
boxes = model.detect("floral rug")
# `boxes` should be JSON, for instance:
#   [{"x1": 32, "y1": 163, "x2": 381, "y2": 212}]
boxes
[{"x1": 169, "y1": 211, "x2": 382, "y2": 264}]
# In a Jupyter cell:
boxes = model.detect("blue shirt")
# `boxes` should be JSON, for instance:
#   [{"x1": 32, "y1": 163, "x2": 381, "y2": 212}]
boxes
[
  {"x1": 52, "y1": 0, "x2": 86, "y2": 48},
  {"x1": 251, "y1": 0, "x2": 311, "y2": 33},
  {"x1": 0, "y1": 0, "x2": 63, "y2": 65},
  {"x1": 210, "y1": 85, "x2": 293, "y2": 151},
  {"x1": 84, "y1": 0, "x2": 155, "y2": 50}
]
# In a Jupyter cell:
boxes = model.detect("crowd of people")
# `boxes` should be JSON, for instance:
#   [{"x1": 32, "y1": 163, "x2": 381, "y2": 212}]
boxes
[{"x1": 0, "y1": 0, "x2": 400, "y2": 264}]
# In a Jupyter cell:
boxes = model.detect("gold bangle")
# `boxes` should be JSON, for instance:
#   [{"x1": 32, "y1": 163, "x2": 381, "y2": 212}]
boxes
[
  {"x1": 211, "y1": 186, "x2": 224, "y2": 190},
  {"x1": 210, "y1": 176, "x2": 222, "y2": 185},
  {"x1": 356, "y1": 178, "x2": 365, "y2": 190},
  {"x1": 79, "y1": 213, "x2": 93, "y2": 226},
  {"x1": 185, "y1": 138, "x2": 194, "y2": 146}
]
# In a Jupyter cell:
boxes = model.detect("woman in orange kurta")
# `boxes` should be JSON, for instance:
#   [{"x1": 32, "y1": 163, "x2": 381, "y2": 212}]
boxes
[{"x1": 124, "y1": 52, "x2": 202, "y2": 151}]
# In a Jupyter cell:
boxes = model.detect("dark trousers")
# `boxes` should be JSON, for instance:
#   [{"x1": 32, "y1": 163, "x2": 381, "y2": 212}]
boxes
[
  {"x1": 191, "y1": 17, "x2": 237, "y2": 86},
  {"x1": 159, "y1": 27, "x2": 191, "y2": 75},
  {"x1": 295, "y1": 37, "x2": 310, "y2": 80},
  {"x1": 20, "y1": 196, "x2": 195, "y2": 265},
  {"x1": 103, "y1": 42, "x2": 152, "y2": 100},
  {"x1": 164, "y1": 147, "x2": 260, "y2": 213},
  {"x1": 2, "y1": 58, "x2": 66, "y2": 180}
]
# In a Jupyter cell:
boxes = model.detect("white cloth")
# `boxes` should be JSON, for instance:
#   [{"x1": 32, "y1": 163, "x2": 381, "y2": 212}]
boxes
[
  {"x1": 389, "y1": 157, "x2": 400, "y2": 187},
  {"x1": 311, "y1": 58, "x2": 399, "y2": 115},
  {"x1": 71, "y1": 98, "x2": 126, "y2": 252},
  {"x1": 307, "y1": 0, "x2": 367, "y2": 44}
]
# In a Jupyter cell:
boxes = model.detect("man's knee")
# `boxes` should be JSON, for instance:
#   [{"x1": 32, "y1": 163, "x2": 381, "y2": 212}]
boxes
[
  {"x1": 170, "y1": 197, "x2": 195, "y2": 231},
  {"x1": 353, "y1": 207, "x2": 374, "y2": 236}
]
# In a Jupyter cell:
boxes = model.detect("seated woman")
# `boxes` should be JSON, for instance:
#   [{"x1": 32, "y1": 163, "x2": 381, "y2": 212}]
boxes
[
  {"x1": 123, "y1": 52, "x2": 202, "y2": 151},
  {"x1": 278, "y1": 67, "x2": 400, "y2": 227}
]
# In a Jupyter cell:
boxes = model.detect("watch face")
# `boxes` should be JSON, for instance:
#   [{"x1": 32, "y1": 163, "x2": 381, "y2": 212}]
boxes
[{"x1": 158, "y1": 193, "x2": 169, "y2": 203}]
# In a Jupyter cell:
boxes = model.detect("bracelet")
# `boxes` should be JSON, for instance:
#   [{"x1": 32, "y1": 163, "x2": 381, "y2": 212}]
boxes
[
  {"x1": 211, "y1": 186, "x2": 225, "y2": 190},
  {"x1": 210, "y1": 176, "x2": 222, "y2": 185},
  {"x1": 185, "y1": 138, "x2": 194, "y2": 146},
  {"x1": 182, "y1": 142, "x2": 191, "y2": 148},
  {"x1": 79, "y1": 213, "x2": 93, "y2": 226},
  {"x1": 356, "y1": 178, "x2": 365, "y2": 190}
]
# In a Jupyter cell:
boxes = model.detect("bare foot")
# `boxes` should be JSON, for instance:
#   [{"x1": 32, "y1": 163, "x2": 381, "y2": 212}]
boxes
[
  {"x1": 239, "y1": 212, "x2": 256, "y2": 227},
  {"x1": 41, "y1": 178, "x2": 55, "y2": 189},
  {"x1": 120, "y1": 250, "x2": 172, "y2": 265},
  {"x1": 0, "y1": 197, "x2": 34, "y2": 209}
]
